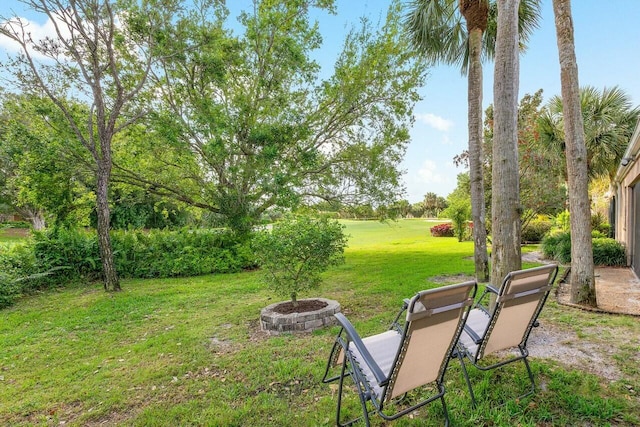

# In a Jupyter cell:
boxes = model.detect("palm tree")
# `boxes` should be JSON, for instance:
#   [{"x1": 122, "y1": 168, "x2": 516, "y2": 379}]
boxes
[
  {"x1": 491, "y1": 0, "x2": 523, "y2": 288},
  {"x1": 403, "y1": 0, "x2": 541, "y2": 282},
  {"x1": 538, "y1": 86, "x2": 640, "y2": 185},
  {"x1": 551, "y1": 0, "x2": 595, "y2": 306}
]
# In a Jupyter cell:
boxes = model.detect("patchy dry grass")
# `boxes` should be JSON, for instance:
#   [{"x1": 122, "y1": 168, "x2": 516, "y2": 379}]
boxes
[{"x1": 1, "y1": 219, "x2": 638, "y2": 426}]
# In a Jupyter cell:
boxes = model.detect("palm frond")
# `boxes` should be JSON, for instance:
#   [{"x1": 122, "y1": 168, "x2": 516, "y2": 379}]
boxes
[{"x1": 402, "y1": 0, "x2": 466, "y2": 68}]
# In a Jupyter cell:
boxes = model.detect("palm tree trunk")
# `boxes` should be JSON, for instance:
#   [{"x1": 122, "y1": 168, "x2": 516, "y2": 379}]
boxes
[
  {"x1": 468, "y1": 27, "x2": 490, "y2": 282},
  {"x1": 491, "y1": 0, "x2": 522, "y2": 287},
  {"x1": 552, "y1": 0, "x2": 596, "y2": 306}
]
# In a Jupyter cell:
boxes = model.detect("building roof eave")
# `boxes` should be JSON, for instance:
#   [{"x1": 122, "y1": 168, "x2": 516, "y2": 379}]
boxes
[{"x1": 614, "y1": 116, "x2": 640, "y2": 185}]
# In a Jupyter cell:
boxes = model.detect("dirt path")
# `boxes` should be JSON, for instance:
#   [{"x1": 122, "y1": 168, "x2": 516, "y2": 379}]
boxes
[{"x1": 526, "y1": 322, "x2": 623, "y2": 381}]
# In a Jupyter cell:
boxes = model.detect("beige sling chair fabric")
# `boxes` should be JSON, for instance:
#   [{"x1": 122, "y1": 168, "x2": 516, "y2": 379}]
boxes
[
  {"x1": 456, "y1": 264, "x2": 559, "y2": 406},
  {"x1": 322, "y1": 281, "x2": 476, "y2": 427}
]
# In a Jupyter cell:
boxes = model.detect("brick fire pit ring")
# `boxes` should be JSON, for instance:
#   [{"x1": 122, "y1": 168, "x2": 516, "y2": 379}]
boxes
[{"x1": 260, "y1": 298, "x2": 340, "y2": 333}]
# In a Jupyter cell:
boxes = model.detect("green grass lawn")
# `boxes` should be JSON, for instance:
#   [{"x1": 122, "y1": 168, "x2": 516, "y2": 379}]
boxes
[{"x1": 1, "y1": 219, "x2": 638, "y2": 426}]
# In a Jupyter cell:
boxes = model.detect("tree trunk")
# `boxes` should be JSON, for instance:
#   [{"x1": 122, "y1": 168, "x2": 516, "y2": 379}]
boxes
[
  {"x1": 491, "y1": 0, "x2": 522, "y2": 287},
  {"x1": 552, "y1": 0, "x2": 596, "y2": 306},
  {"x1": 19, "y1": 207, "x2": 46, "y2": 230},
  {"x1": 96, "y1": 158, "x2": 120, "y2": 292},
  {"x1": 468, "y1": 27, "x2": 490, "y2": 282},
  {"x1": 30, "y1": 210, "x2": 46, "y2": 231}
]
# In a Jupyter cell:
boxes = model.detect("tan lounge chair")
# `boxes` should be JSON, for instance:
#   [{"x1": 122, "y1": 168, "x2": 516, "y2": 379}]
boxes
[
  {"x1": 322, "y1": 281, "x2": 477, "y2": 426},
  {"x1": 455, "y1": 264, "x2": 559, "y2": 406}
]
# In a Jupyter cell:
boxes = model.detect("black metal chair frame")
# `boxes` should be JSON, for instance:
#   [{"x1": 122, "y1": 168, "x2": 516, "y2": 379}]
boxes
[{"x1": 322, "y1": 282, "x2": 477, "y2": 427}]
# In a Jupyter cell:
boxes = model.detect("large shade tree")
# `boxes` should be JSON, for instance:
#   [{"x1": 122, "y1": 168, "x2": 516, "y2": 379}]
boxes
[
  {"x1": 0, "y1": 0, "x2": 181, "y2": 291},
  {"x1": 403, "y1": 0, "x2": 541, "y2": 282},
  {"x1": 552, "y1": 0, "x2": 594, "y2": 306},
  {"x1": 113, "y1": 0, "x2": 426, "y2": 235},
  {"x1": 0, "y1": 93, "x2": 93, "y2": 229}
]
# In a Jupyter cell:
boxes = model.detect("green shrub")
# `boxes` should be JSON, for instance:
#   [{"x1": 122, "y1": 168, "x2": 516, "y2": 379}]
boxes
[
  {"x1": 541, "y1": 232, "x2": 627, "y2": 266},
  {"x1": 592, "y1": 238, "x2": 626, "y2": 266},
  {"x1": 29, "y1": 227, "x2": 254, "y2": 281},
  {"x1": 0, "y1": 272, "x2": 19, "y2": 309},
  {"x1": 32, "y1": 228, "x2": 101, "y2": 283},
  {"x1": 441, "y1": 200, "x2": 471, "y2": 242},
  {"x1": 1, "y1": 221, "x2": 31, "y2": 229},
  {"x1": 554, "y1": 210, "x2": 571, "y2": 232},
  {"x1": 252, "y1": 215, "x2": 347, "y2": 305},
  {"x1": 0, "y1": 227, "x2": 256, "y2": 309},
  {"x1": 541, "y1": 232, "x2": 572, "y2": 263},
  {"x1": 522, "y1": 218, "x2": 553, "y2": 243},
  {"x1": 112, "y1": 228, "x2": 253, "y2": 278},
  {"x1": 0, "y1": 242, "x2": 46, "y2": 308},
  {"x1": 591, "y1": 213, "x2": 611, "y2": 236}
]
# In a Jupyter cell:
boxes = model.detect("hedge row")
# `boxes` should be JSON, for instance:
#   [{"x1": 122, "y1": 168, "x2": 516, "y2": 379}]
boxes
[
  {"x1": 541, "y1": 231, "x2": 626, "y2": 266},
  {"x1": 0, "y1": 227, "x2": 254, "y2": 309}
]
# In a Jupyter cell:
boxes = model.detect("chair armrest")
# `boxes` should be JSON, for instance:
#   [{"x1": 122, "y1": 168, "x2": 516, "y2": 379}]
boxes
[
  {"x1": 485, "y1": 284, "x2": 499, "y2": 295},
  {"x1": 389, "y1": 299, "x2": 410, "y2": 333},
  {"x1": 476, "y1": 284, "x2": 500, "y2": 312},
  {"x1": 334, "y1": 313, "x2": 388, "y2": 386},
  {"x1": 463, "y1": 323, "x2": 484, "y2": 345}
]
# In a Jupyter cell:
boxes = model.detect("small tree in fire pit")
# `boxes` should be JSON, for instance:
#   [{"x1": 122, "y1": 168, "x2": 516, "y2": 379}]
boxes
[{"x1": 253, "y1": 215, "x2": 347, "y2": 307}]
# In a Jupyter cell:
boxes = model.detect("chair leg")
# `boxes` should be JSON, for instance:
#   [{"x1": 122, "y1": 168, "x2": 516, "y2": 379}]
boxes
[
  {"x1": 335, "y1": 355, "x2": 370, "y2": 427},
  {"x1": 440, "y1": 395, "x2": 450, "y2": 427},
  {"x1": 456, "y1": 351, "x2": 477, "y2": 408},
  {"x1": 336, "y1": 360, "x2": 348, "y2": 426},
  {"x1": 457, "y1": 347, "x2": 537, "y2": 408},
  {"x1": 522, "y1": 353, "x2": 536, "y2": 397},
  {"x1": 322, "y1": 339, "x2": 344, "y2": 384}
]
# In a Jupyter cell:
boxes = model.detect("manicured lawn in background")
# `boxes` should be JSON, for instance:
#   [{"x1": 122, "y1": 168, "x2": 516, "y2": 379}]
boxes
[{"x1": 1, "y1": 219, "x2": 638, "y2": 426}]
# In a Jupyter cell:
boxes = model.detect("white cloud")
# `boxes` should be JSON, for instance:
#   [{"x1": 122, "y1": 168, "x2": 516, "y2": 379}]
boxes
[
  {"x1": 403, "y1": 158, "x2": 458, "y2": 202},
  {"x1": 0, "y1": 14, "x2": 75, "y2": 60},
  {"x1": 416, "y1": 113, "x2": 454, "y2": 132},
  {"x1": 417, "y1": 159, "x2": 446, "y2": 184}
]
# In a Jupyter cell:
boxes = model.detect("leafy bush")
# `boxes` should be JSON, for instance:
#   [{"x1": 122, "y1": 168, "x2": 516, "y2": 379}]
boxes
[
  {"x1": 1, "y1": 221, "x2": 31, "y2": 229},
  {"x1": 541, "y1": 232, "x2": 627, "y2": 266},
  {"x1": 0, "y1": 242, "x2": 45, "y2": 308},
  {"x1": 0, "y1": 227, "x2": 255, "y2": 309},
  {"x1": 430, "y1": 223, "x2": 454, "y2": 237},
  {"x1": 522, "y1": 218, "x2": 553, "y2": 243},
  {"x1": 112, "y1": 228, "x2": 253, "y2": 278},
  {"x1": 32, "y1": 228, "x2": 101, "y2": 283},
  {"x1": 591, "y1": 213, "x2": 611, "y2": 236},
  {"x1": 252, "y1": 215, "x2": 347, "y2": 305},
  {"x1": 541, "y1": 232, "x2": 572, "y2": 263},
  {"x1": 441, "y1": 200, "x2": 471, "y2": 242},
  {"x1": 592, "y1": 238, "x2": 626, "y2": 266},
  {"x1": 554, "y1": 210, "x2": 571, "y2": 232},
  {"x1": 0, "y1": 272, "x2": 19, "y2": 309}
]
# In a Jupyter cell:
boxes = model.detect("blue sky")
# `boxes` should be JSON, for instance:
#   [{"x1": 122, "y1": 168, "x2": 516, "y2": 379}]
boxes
[{"x1": 2, "y1": 0, "x2": 639, "y2": 203}]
